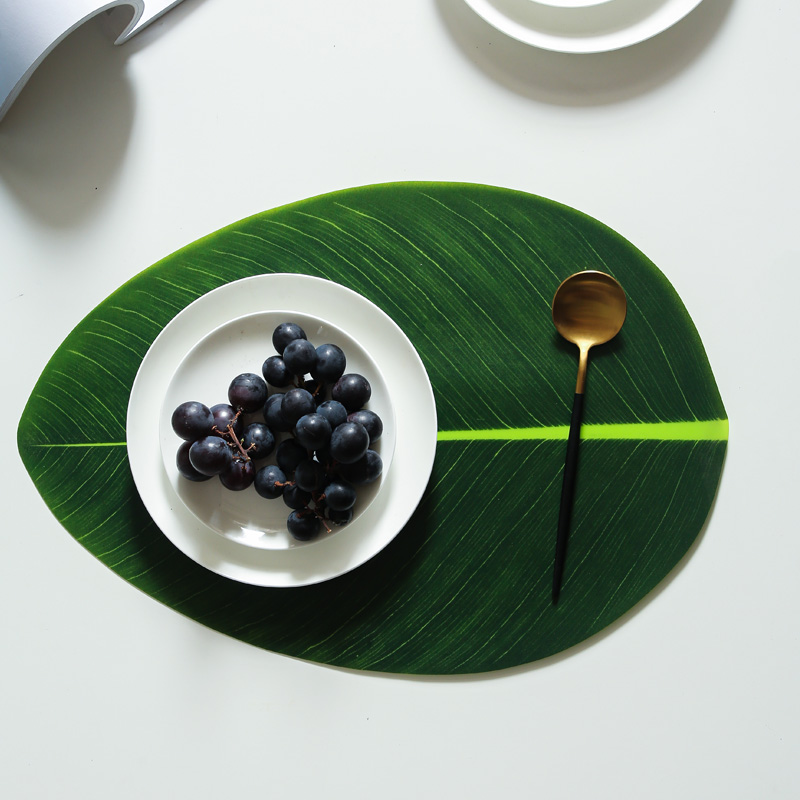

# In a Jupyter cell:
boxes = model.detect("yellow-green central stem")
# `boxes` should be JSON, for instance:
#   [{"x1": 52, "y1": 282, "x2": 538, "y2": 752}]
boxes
[{"x1": 436, "y1": 419, "x2": 728, "y2": 442}]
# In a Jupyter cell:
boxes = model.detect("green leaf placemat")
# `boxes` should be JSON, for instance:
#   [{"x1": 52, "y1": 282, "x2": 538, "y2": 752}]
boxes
[{"x1": 18, "y1": 183, "x2": 727, "y2": 674}]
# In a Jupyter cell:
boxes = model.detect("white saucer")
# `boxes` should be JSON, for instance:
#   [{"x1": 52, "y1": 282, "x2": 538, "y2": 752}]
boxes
[
  {"x1": 159, "y1": 310, "x2": 396, "y2": 551},
  {"x1": 532, "y1": 0, "x2": 616, "y2": 7},
  {"x1": 128, "y1": 274, "x2": 437, "y2": 587},
  {"x1": 463, "y1": 0, "x2": 705, "y2": 53}
]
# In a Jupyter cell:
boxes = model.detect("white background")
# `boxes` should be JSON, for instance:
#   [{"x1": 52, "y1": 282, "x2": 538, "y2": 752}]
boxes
[{"x1": 1, "y1": 1, "x2": 798, "y2": 797}]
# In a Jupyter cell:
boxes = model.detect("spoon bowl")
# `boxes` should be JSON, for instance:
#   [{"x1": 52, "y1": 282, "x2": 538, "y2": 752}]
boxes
[{"x1": 552, "y1": 270, "x2": 627, "y2": 391}]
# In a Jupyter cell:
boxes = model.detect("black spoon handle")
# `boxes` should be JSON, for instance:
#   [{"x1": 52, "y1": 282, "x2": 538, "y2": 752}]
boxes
[{"x1": 552, "y1": 392, "x2": 585, "y2": 604}]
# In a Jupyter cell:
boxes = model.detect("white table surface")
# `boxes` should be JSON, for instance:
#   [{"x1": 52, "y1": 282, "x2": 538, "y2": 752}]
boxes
[{"x1": 2, "y1": 1, "x2": 798, "y2": 797}]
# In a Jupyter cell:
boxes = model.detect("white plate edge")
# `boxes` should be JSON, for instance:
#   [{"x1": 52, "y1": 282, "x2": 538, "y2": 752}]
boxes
[{"x1": 127, "y1": 274, "x2": 438, "y2": 587}]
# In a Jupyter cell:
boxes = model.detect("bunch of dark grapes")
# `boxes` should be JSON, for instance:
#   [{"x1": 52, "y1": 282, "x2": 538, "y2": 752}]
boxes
[{"x1": 171, "y1": 321, "x2": 383, "y2": 541}]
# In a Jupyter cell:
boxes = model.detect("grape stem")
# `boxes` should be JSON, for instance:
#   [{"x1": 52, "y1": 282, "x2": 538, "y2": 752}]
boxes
[
  {"x1": 226, "y1": 422, "x2": 251, "y2": 462},
  {"x1": 312, "y1": 506, "x2": 332, "y2": 534},
  {"x1": 308, "y1": 493, "x2": 332, "y2": 533}
]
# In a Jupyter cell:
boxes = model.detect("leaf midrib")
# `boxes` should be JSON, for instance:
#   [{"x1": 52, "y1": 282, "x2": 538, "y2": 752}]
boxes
[
  {"x1": 438, "y1": 419, "x2": 728, "y2": 442},
  {"x1": 29, "y1": 419, "x2": 728, "y2": 448}
]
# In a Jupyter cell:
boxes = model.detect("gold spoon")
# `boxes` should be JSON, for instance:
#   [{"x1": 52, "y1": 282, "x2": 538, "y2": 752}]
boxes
[{"x1": 551, "y1": 270, "x2": 627, "y2": 604}]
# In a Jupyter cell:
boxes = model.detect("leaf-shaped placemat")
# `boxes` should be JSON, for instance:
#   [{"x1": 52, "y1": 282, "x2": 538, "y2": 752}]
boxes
[{"x1": 18, "y1": 183, "x2": 727, "y2": 674}]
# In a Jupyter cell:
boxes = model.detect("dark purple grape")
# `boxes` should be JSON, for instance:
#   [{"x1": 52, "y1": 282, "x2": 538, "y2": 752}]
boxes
[
  {"x1": 347, "y1": 409, "x2": 383, "y2": 444},
  {"x1": 228, "y1": 373, "x2": 268, "y2": 413},
  {"x1": 329, "y1": 421, "x2": 369, "y2": 464},
  {"x1": 283, "y1": 484, "x2": 312, "y2": 510},
  {"x1": 331, "y1": 373, "x2": 371, "y2": 412},
  {"x1": 242, "y1": 422, "x2": 275, "y2": 459},
  {"x1": 283, "y1": 338, "x2": 318, "y2": 376},
  {"x1": 171, "y1": 401, "x2": 215, "y2": 442},
  {"x1": 294, "y1": 413, "x2": 332, "y2": 451},
  {"x1": 210, "y1": 403, "x2": 243, "y2": 438},
  {"x1": 264, "y1": 393, "x2": 291, "y2": 432},
  {"x1": 322, "y1": 481, "x2": 356, "y2": 511},
  {"x1": 189, "y1": 436, "x2": 233, "y2": 476},
  {"x1": 294, "y1": 460, "x2": 327, "y2": 492},
  {"x1": 254, "y1": 464, "x2": 286, "y2": 499},
  {"x1": 276, "y1": 438, "x2": 307, "y2": 474},
  {"x1": 220, "y1": 458, "x2": 255, "y2": 491},
  {"x1": 176, "y1": 441, "x2": 212, "y2": 482},
  {"x1": 311, "y1": 343, "x2": 346, "y2": 383},
  {"x1": 262, "y1": 355, "x2": 293, "y2": 388},
  {"x1": 317, "y1": 400, "x2": 348, "y2": 429},
  {"x1": 272, "y1": 322, "x2": 306, "y2": 355},
  {"x1": 287, "y1": 510, "x2": 321, "y2": 541},
  {"x1": 338, "y1": 449, "x2": 383, "y2": 485},
  {"x1": 327, "y1": 508, "x2": 353, "y2": 526},
  {"x1": 281, "y1": 387, "x2": 315, "y2": 427}
]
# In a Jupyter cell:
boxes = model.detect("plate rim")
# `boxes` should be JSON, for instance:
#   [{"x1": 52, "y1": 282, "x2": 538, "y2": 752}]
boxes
[
  {"x1": 462, "y1": 0, "x2": 705, "y2": 54},
  {"x1": 127, "y1": 273, "x2": 437, "y2": 587}
]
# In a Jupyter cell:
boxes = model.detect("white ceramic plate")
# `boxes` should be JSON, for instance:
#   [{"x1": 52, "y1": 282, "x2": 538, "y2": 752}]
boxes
[
  {"x1": 128, "y1": 274, "x2": 437, "y2": 587},
  {"x1": 463, "y1": 0, "x2": 705, "y2": 54},
  {"x1": 159, "y1": 310, "x2": 396, "y2": 551}
]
